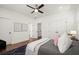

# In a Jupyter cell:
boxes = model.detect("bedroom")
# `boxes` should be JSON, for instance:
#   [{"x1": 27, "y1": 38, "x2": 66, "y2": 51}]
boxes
[{"x1": 0, "y1": 4, "x2": 79, "y2": 55}]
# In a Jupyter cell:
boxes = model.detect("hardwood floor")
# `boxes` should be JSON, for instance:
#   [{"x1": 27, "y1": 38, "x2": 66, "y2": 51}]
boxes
[
  {"x1": 0, "y1": 38, "x2": 38, "y2": 54},
  {"x1": 0, "y1": 40, "x2": 28, "y2": 54}
]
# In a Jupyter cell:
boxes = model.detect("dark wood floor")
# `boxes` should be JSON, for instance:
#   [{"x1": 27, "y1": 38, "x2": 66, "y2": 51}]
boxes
[
  {"x1": 0, "y1": 40, "x2": 28, "y2": 54},
  {"x1": 0, "y1": 38, "x2": 37, "y2": 54}
]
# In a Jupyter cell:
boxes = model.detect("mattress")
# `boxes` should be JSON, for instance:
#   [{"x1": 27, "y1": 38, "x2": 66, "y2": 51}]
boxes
[{"x1": 38, "y1": 40, "x2": 79, "y2": 55}]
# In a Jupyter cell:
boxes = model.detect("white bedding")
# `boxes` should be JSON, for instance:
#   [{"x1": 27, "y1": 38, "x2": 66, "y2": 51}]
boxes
[{"x1": 26, "y1": 38, "x2": 51, "y2": 55}]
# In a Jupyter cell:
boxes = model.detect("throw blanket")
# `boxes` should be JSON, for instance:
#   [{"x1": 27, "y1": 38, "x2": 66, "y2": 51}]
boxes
[{"x1": 26, "y1": 38, "x2": 51, "y2": 55}]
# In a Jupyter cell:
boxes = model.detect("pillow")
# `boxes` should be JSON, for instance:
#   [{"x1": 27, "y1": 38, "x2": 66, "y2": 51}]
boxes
[
  {"x1": 58, "y1": 32, "x2": 72, "y2": 53},
  {"x1": 52, "y1": 35, "x2": 59, "y2": 46}
]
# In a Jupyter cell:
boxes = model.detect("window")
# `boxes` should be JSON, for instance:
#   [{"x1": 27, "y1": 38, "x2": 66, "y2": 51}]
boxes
[{"x1": 14, "y1": 23, "x2": 28, "y2": 32}]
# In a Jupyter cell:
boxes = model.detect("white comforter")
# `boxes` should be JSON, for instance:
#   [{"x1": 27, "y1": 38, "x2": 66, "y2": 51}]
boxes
[{"x1": 26, "y1": 38, "x2": 51, "y2": 55}]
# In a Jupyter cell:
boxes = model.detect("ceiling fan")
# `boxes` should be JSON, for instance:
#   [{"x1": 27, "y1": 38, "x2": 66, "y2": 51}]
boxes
[{"x1": 27, "y1": 4, "x2": 44, "y2": 14}]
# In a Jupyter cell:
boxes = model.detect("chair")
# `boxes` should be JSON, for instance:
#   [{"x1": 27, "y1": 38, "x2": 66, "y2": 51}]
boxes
[{"x1": 0, "y1": 40, "x2": 6, "y2": 49}]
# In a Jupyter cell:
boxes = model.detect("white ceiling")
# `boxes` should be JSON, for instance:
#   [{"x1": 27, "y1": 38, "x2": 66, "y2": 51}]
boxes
[{"x1": 0, "y1": 4, "x2": 76, "y2": 19}]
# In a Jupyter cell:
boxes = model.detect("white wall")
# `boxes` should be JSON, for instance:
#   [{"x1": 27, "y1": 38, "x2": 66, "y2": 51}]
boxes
[
  {"x1": 0, "y1": 17, "x2": 13, "y2": 44},
  {"x1": 35, "y1": 5, "x2": 75, "y2": 39},
  {"x1": 69, "y1": 5, "x2": 79, "y2": 40},
  {"x1": 76, "y1": 5, "x2": 79, "y2": 39},
  {"x1": 0, "y1": 7, "x2": 34, "y2": 44},
  {"x1": 0, "y1": 5, "x2": 79, "y2": 44}
]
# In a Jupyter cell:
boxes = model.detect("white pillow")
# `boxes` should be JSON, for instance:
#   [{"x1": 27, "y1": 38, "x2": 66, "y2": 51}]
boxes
[{"x1": 58, "y1": 32, "x2": 72, "y2": 53}]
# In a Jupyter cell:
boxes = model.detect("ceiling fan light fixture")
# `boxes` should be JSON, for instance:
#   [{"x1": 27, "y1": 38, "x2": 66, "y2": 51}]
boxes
[
  {"x1": 35, "y1": 9, "x2": 38, "y2": 12},
  {"x1": 27, "y1": 4, "x2": 44, "y2": 14}
]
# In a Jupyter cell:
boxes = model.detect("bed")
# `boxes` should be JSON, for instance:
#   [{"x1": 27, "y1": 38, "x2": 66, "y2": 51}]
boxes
[
  {"x1": 26, "y1": 38, "x2": 51, "y2": 55},
  {"x1": 38, "y1": 39, "x2": 79, "y2": 55},
  {"x1": 26, "y1": 38, "x2": 79, "y2": 55}
]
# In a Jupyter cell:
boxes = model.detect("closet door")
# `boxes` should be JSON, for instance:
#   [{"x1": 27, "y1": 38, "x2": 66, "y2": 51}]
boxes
[
  {"x1": 0, "y1": 18, "x2": 12, "y2": 44},
  {"x1": 29, "y1": 24, "x2": 37, "y2": 38},
  {"x1": 29, "y1": 23, "x2": 42, "y2": 39}
]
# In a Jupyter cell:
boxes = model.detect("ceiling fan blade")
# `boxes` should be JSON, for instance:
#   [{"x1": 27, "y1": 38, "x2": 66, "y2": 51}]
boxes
[
  {"x1": 27, "y1": 5, "x2": 35, "y2": 9},
  {"x1": 38, "y1": 10, "x2": 44, "y2": 13},
  {"x1": 38, "y1": 4, "x2": 44, "y2": 9},
  {"x1": 31, "y1": 11, "x2": 34, "y2": 14}
]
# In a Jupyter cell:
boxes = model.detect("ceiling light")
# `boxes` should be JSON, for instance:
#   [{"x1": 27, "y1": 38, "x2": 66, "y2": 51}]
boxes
[{"x1": 35, "y1": 9, "x2": 38, "y2": 12}]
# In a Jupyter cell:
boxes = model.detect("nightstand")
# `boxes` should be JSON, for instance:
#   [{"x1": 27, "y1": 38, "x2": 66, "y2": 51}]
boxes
[
  {"x1": 71, "y1": 36, "x2": 78, "y2": 41},
  {"x1": 68, "y1": 34, "x2": 78, "y2": 41}
]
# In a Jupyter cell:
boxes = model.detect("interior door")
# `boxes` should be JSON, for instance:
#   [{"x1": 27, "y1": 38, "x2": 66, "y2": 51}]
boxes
[{"x1": 0, "y1": 18, "x2": 12, "y2": 44}]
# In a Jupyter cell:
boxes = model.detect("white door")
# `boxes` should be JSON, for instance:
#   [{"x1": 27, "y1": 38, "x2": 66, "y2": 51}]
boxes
[
  {"x1": 29, "y1": 23, "x2": 42, "y2": 39},
  {"x1": 29, "y1": 24, "x2": 38, "y2": 38},
  {"x1": 0, "y1": 18, "x2": 12, "y2": 44}
]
